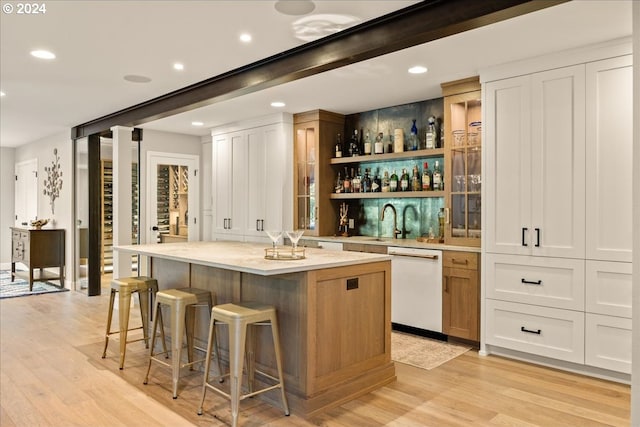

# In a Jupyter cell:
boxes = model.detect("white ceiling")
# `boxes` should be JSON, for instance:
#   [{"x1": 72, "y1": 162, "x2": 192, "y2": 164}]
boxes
[{"x1": 0, "y1": 1, "x2": 632, "y2": 148}]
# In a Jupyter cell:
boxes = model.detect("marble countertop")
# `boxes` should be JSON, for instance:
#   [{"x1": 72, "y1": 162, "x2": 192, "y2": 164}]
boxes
[
  {"x1": 300, "y1": 235, "x2": 481, "y2": 253},
  {"x1": 115, "y1": 241, "x2": 391, "y2": 276}
]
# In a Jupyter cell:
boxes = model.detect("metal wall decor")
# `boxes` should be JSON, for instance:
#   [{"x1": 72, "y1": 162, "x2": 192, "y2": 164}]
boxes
[{"x1": 43, "y1": 148, "x2": 63, "y2": 214}]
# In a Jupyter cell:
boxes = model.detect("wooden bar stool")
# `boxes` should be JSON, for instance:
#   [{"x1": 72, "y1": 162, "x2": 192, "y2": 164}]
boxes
[
  {"x1": 102, "y1": 276, "x2": 160, "y2": 370},
  {"x1": 198, "y1": 302, "x2": 289, "y2": 427},
  {"x1": 144, "y1": 287, "x2": 217, "y2": 399}
]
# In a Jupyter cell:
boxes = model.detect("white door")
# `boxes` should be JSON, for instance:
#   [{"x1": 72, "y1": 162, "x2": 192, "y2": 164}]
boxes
[
  {"x1": 14, "y1": 159, "x2": 38, "y2": 226},
  {"x1": 147, "y1": 152, "x2": 200, "y2": 243}
]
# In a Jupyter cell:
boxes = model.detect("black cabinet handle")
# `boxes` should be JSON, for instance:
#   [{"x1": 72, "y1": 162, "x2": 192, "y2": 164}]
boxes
[
  {"x1": 260, "y1": 219, "x2": 265, "y2": 231},
  {"x1": 521, "y1": 278, "x2": 542, "y2": 285},
  {"x1": 256, "y1": 219, "x2": 260, "y2": 231},
  {"x1": 522, "y1": 227, "x2": 528, "y2": 247},
  {"x1": 152, "y1": 226, "x2": 159, "y2": 231},
  {"x1": 521, "y1": 326, "x2": 541, "y2": 335},
  {"x1": 535, "y1": 228, "x2": 540, "y2": 247},
  {"x1": 228, "y1": 218, "x2": 231, "y2": 229}
]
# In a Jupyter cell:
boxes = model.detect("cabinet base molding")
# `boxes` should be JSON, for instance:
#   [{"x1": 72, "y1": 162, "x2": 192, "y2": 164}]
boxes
[{"x1": 482, "y1": 345, "x2": 630, "y2": 385}]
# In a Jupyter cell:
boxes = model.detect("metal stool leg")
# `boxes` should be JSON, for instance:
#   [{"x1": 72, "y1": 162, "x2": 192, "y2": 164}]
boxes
[
  {"x1": 117, "y1": 286, "x2": 135, "y2": 370},
  {"x1": 269, "y1": 314, "x2": 290, "y2": 415},
  {"x1": 102, "y1": 288, "x2": 116, "y2": 359},
  {"x1": 229, "y1": 319, "x2": 248, "y2": 427}
]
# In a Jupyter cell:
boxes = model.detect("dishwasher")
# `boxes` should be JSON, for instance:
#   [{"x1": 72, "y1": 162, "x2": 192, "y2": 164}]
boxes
[{"x1": 388, "y1": 246, "x2": 443, "y2": 332}]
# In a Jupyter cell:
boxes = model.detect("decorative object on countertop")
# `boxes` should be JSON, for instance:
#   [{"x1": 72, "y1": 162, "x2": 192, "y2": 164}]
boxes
[
  {"x1": 30, "y1": 219, "x2": 49, "y2": 229},
  {"x1": 265, "y1": 229, "x2": 305, "y2": 259},
  {"x1": 339, "y1": 202, "x2": 349, "y2": 237},
  {"x1": 43, "y1": 148, "x2": 63, "y2": 214}
]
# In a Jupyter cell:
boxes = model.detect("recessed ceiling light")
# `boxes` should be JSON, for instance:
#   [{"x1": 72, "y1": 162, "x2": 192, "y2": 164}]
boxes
[
  {"x1": 0, "y1": 91, "x2": 5, "y2": 97},
  {"x1": 408, "y1": 66, "x2": 428, "y2": 74},
  {"x1": 173, "y1": 63, "x2": 184, "y2": 71},
  {"x1": 30, "y1": 50, "x2": 56, "y2": 60},
  {"x1": 123, "y1": 74, "x2": 152, "y2": 83},
  {"x1": 270, "y1": 101, "x2": 286, "y2": 108},
  {"x1": 191, "y1": 121, "x2": 204, "y2": 126},
  {"x1": 275, "y1": 0, "x2": 315, "y2": 16},
  {"x1": 239, "y1": 33, "x2": 252, "y2": 43}
]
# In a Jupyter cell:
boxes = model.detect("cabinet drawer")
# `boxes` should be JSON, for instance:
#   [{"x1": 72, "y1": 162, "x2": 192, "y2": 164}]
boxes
[
  {"x1": 585, "y1": 313, "x2": 631, "y2": 374},
  {"x1": 485, "y1": 254, "x2": 584, "y2": 310},
  {"x1": 485, "y1": 299, "x2": 584, "y2": 364},
  {"x1": 585, "y1": 260, "x2": 632, "y2": 318},
  {"x1": 443, "y1": 251, "x2": 478, "y2": 269}
]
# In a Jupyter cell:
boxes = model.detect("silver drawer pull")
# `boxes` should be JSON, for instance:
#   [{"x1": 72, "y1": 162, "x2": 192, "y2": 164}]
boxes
[
  {"x1": 521, "y1": 278, "x2": 542, "y2": 285},
  {"x1": 521, "y1": 326, "x2": 541, "y2": 335}
]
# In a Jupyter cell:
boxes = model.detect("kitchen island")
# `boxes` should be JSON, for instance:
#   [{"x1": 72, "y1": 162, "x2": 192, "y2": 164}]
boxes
[{"x1": 115, "y1": 241, "x2": 394, "y2": 417}]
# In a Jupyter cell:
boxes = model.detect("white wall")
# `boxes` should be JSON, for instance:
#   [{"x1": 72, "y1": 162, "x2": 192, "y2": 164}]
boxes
[
  {"x1": 0, "y1": 147, "x2": 16, "y2": 267},
  {"x1": 13, "y1": 131, "x2": 73, "y2": 286},
  {"x1": 631, "y1": 1, "x2": 639, "y2": 424},
  {"x1": 138, "y1": 129, "x2": 202, "y2": 244}
]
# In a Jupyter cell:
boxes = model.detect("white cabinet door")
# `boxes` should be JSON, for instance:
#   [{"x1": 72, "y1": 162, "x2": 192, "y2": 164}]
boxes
[
  {"x1": 484, "y1": 75, "x2": 532, "y2": 255},
  {"x1": 585, "y1": 55, "x2": 633, "y2": 262},
  {"x1": 212, "y1": 131, "x2": 247, "y2": 238},
  {"x1": 585, "y1": 313, "x2": 632, "y2": 374},
  {"x1": 485, "y1": 65, "x2": 585, "y2": 259},
  {"x1": 585, "y1": 260, "x2": 632, "y2": 318},
  {"x1": 530, "y1": 65, "x2": 585, "y2": 258}
]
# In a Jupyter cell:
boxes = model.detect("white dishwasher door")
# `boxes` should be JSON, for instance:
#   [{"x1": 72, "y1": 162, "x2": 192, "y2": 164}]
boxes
[{"x1": 388, "y1": 247, "x2": 443, "y2": 332}]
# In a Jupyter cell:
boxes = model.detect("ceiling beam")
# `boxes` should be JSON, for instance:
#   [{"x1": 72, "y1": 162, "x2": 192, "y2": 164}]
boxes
[{"x1": 71, "y1": 0, "x2": 567, "y2": 139}]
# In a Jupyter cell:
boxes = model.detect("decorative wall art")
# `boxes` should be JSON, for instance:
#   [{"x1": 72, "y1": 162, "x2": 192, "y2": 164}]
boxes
[{"x1": 43, "y1": 148, "x2": 63, "y2": 215}]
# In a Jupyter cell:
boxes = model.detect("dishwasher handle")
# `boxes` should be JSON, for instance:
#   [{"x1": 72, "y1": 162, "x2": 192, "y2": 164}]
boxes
[{"x1": 388, "y1": 251, "x2": 438, "y2": 260}]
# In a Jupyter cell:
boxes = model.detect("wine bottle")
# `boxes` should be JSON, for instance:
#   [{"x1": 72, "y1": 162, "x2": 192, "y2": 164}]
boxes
[
  {"x1": 352, "y1": 167, "x2": 361, "y2": 193},
  {"x1": 410, "y1": 119, "x2": 419, "y2": 151},
  {"x1": 389, "y1": 170, "x2": 398, "y2": 192},
  {"x1": 374, "y1": 132, "x2": 384, "y2": 154},
  {"x1": 334, "y1": 133, "x2": 342, "y2": 158},
  {"x1": 343, "y1": 167, "x2": 351, "y2": 193},
  {"x1": 411, "y1": 164, "x2": 421, "y2": 191},
  {"x1": 334, "y1": 172, "x2": 343, "y2": 193},
  {"x1": 381, "y1": 170, "x2": 390, "y2": 192},
  {"x1": 433, "y1": 160, "x2": 442, "y2": 191},
  {"x1": 364, "y1": 130, "x2": 372, "y2": 155},
  {"x1": 362, "y1": 168, "x2": 372, "y2": 193},
  {"x1": 426, "y1": 116, "x2": 436, "y2": 149},
  {"x1": 350, "y1": 129, "x2": 360, "y2": 156},
  {"x1": 400, "y1": 168, "x2": 409, "y2": 191},
  {"x1": 372, "y1": 169, "x2": 381, "y2": 192},
  {"x1": 422, "y1": 162, "x2": 431, "y2": 191}
]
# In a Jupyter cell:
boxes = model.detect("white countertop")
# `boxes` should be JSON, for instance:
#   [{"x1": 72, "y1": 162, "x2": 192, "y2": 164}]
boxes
[
  {"x1": 115, "y1": 241, "x2": 391, "y2": 276},
  {"x1": 301, "y1": 235, "x2": 481, "y2": 253}
]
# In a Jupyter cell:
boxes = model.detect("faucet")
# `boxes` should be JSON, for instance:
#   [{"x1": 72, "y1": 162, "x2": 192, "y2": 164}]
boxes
[
  {"x1": 380, "y1": 203, "x2": 401, "y2": 239},
  {"x1": 401, "y1": 205, "x2": 418, "y2": 239}
]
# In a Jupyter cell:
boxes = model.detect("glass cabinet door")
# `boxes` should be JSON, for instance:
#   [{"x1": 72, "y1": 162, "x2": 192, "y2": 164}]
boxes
[
  {"x1": 295, "y1": 124, "x2": 317, "y2": 233},
  {"x1": 445, "y1": 92, "x2": 481, "y2": 246}
]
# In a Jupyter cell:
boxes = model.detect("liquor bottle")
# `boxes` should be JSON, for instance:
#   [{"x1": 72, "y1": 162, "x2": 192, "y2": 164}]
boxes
[
  {"x1": 334, "y1": 171, "x2": 343, "y2": 193},
  {"x1": 438, "y1": 207, "x2": 445, "y2": 241},
  {"x1": 389, "y1": 170, "x2": 399, "y2": 192},
  {"x1": 387, "y1": 128, "x2": 394, "y2": 154},
  {"x1": 400, "y1": 168, "x2": 409, "y2": 191},
  {"x1": 381, "y1": 170, "x2": 390, "y2": 192},
  {"x1": 433, "y1": 160, "x2": 442, "y2": 191},
  {"x1": 372, "y1": 170, "x2": 381, "y2": 192},
  {"x1": 363, "y1": 130, "x2": 372, "y2": 155},
  {"x1": 359, "y1": 128, "x2": 365, "y2": 155},
  {"x1": 362, "y1": 168, "x2": 372, "y2": 193},
  {"x1": 411, "y1": 164, "x2": 421, "y2": 191},
  {"x1": 334, "y1": 133, "x2": 342, "y2": 158},
  {"x1": 410, "y1": 119, "x2": 419, "y2": 151},
  {"x1": 422, "y1": 161, "x2": 431, "y2": 191},
  {"x1": 349, "y1": 129, "x2": 360, "y2": 156},
  {"x1": 343, "y1": 167, "x2": 351, "y2": 193},
  {"x1": 352, "y1": 167, "x2": 361, "y2": 193},
  {"x1": 426, "y1": 116, "x2": 436, "y2": 149},
  {"x1": 374, "y1": 132, "x2": 384, "y2": 154}
]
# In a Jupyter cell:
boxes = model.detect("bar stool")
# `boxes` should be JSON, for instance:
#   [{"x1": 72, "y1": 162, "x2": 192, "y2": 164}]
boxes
[
  {"x1": 198, "y1": 302, "x2": 289, "y2": 427},
  {"x1": 102, "y1": 276, "x2": 160, "y2": 370},
  {"x1": 144, "y1": 287, "x2": 217, "y2": 399}
]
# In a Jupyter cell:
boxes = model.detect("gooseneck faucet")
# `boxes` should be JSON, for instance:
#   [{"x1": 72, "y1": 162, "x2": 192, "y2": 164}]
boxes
[
  {"x1": 401, "y1": 204, "x2": 418, "y2": 239},
  {"x1": 380, "y1": 203, "x2": 401, "y2": 239}
]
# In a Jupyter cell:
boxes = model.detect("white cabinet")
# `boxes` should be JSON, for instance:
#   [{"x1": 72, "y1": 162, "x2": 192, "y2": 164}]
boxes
[
  {"x1": 485, "y1": 65, "x2": 585, "y2": 259},
  {"x1": 212, "y1": 114, "x2": 292, "y2": 243},
  {"x1": 585, "y1": 55, "x2": 633, "y2": 263}
]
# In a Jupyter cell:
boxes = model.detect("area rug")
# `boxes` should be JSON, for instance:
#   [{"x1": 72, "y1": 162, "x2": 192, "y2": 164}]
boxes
[
  {"x1": 391, "y1": 331, "x2": 470, "y2": 370},
  {"x1": 0, "y1": 270, "x2": 68, "y2": 299}
]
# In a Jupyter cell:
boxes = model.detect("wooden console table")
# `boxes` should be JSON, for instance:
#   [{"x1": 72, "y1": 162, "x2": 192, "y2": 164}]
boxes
[{"x1": 11, "y1": 227, "x2": 65, "y2": 291}]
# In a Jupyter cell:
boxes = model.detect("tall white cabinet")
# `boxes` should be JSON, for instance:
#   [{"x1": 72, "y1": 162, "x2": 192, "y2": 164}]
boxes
[
  {"x1": 482, "y1": 44, "x2": 633, "y2": 379},
  {"x1": 211, "y1": 113, "x2": 293, "y2": 243}
]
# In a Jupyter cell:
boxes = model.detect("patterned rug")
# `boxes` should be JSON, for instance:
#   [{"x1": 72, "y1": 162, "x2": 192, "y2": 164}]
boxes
[
  {"x1": 391, "y1": 331, "x2": 471, "y2": 370},
  {"x1": 0, "y1": 270, "x2": 68, "y2": 299}
]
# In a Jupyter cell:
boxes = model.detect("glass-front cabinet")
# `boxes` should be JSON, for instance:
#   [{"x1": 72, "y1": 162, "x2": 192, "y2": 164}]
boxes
[
  {"x1": 293, "y1": 110, "x2": 345, "y2": 236},
  {"x1": 442, "y1": 77, "x2": 481, "y2": 247}
]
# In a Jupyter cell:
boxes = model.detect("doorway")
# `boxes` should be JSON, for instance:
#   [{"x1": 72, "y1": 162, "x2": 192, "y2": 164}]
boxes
[
  {"x1": 146, "y1": 152, "x2": 199, "y2": 244},
  {"x1": 14, "y1": 158, "x2": 38, "y2": 226}
]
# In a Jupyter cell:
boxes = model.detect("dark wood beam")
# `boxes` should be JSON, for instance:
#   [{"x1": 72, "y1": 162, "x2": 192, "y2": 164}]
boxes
[{"x1": 71, "y1": 0, "x2": 567, "y2": 139}]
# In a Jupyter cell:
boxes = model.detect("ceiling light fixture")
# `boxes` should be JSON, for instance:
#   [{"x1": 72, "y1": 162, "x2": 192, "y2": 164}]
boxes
[
  {"x1": 408, "y1": 66, "x2": 428, "y2": 74},
  {"x1": 191, "y1": 121, "x2": 204, "y2": 126},
  {"x1": 173, "y1": 63, "x2": 184, "y2": 71},
  {"x1": 239, "y1": 33, "x2": 252, "y2": 43},
  {"x1": 30, "y1": 49, "x2": 56, "y2": 60},
  {"x1": 0, "y1": 91, "x2": 5, "y2": 97},
  {"x1": 275, "y1": 0, "x2": 315, "y2": 16},
  {"x1": 292, "y1": 14, "x2": 360, "y2": 42},
  {"x1": 123, "y1": 74, "x2": 152, "y2": 83},
  {"x1": 270, "y1": 101, "x2": 286, "y2": 108}
]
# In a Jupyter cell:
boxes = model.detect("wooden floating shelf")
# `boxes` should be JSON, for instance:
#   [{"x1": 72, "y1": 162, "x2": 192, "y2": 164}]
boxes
[
  {"x1": 330, "y1": 148, "x2": 444, "y2": 165},
  {"x1": 330, "y1": 191, "x2": 444, "y2": 199}
]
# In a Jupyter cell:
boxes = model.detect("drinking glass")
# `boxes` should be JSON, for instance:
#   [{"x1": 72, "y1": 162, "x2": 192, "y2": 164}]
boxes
[
  {"x1": 286, "y1": 230, "x2": 305, "y2": 250},
  {"x1": 265, "y1": 230, "x2": 282, "y2": 249}
]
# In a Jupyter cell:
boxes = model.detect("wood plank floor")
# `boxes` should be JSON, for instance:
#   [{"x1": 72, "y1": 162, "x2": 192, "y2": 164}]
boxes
[{"x1": 0, "y1": 287, "x2": 630, "y2": 426}]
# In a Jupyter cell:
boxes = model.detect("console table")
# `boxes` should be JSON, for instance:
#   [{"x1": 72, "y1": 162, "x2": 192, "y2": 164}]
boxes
[{"x1": 11, "y1": 227, "x2": 65, "y2": 291}]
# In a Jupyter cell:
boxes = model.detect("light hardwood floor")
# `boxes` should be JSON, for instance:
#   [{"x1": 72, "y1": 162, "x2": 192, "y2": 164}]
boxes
[{"x1": 0, "y1": 287, "x2": 630, "y2": 427}]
